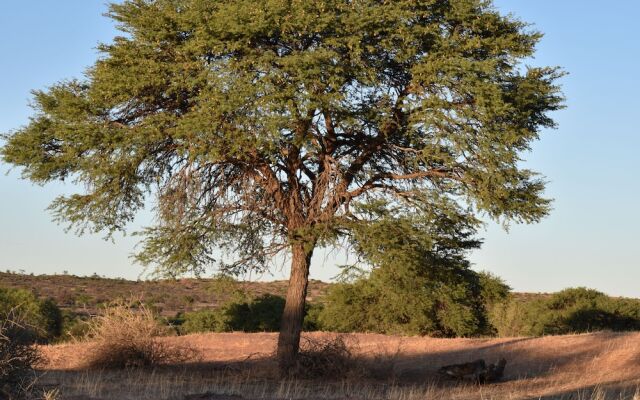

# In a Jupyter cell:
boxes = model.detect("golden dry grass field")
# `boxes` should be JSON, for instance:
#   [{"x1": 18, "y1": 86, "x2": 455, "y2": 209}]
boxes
[{"x1": 38, "y1": 331, "x2": 640, "y2": 400}]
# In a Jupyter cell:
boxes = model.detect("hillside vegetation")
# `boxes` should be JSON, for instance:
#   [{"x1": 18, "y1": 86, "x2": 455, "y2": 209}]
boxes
[
  {"x1": 0, "y1": 271, "x2": 330, "y2": 317},
  {"x1": 2, "y1": 272, "x2": 640, "y2": 342}
]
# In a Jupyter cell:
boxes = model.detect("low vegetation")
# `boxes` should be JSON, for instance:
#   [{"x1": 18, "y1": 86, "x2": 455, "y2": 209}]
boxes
[
  {"x1": 0, "y1": 287, "x2": 62, "y2": 343},
  {"x1": 0, "y1": 308, "x2": 43, "y2": 400},
  {"x1": 319, "y1": 269, "x2": 509, "y2": 337},
  {"x1": 2, "y1": 275, "x2": 640, "y2": 398},
  {"x1": 489, "y1": 287, "x2": 640, "y2": 336},
  {"x1": 314, "y1": 207, "x2": 511, "y2": 337},
  {"x1": 179, "y1": 293, "x2": 286, "y2": 334},
  {"x1": 0, "y1": 271, "x2": 328, "y2": 317},
  {"x1": 81, "y1": 300, "x2": 199, "y2": 369},
  {"x1": 292, "y1": 335, "x2": 360, "y2": 379},
  {"x1": 2, "y1": 273, "x2": 640, "y2": 343}
]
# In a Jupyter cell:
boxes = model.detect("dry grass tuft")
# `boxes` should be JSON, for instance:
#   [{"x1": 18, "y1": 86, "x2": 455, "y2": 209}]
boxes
[
  {"x1": 291, "y1": 334, "x2": 361, "y2": 379},
  {"x1": 0, "y1": 309, "x2": 43, "y2": 400},
  {"x1": 81, "y1": 300, "x2": 199, "y2": 369}
]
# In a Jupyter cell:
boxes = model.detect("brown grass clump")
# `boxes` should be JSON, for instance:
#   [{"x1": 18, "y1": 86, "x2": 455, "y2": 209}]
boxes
[
  {"x1": 81, "y1": 300, "x2": 199, "y2": 369},
  {"x1": 0, "y1": 309, "x2": 43, "y2": 400},
  {"x1": 291, "y1": 334, "x2": 361, "y2": 379}
]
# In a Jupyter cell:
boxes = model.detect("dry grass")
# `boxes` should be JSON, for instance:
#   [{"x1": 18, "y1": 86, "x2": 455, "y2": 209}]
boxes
[
  {"x1": 291, "y1": 334, "x2": 361, "y2": 379},
  {"x1": 79, "y1": 300, "x2": 199, "y2": 369},
  {"x1": 38, "y1": 331, "x2": 640, "y2": 399}
]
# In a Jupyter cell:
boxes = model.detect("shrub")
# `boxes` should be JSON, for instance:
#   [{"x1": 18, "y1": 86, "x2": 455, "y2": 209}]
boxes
[
  {"x1": 0, "y1": 288, "x2": 62, "y2": 343},
  {"x1": 292, "y1": 335, "x2": 360, "y2": 379},
  {"x1": 82, "y1": 300, "x2": 198, "y2": 369},
  {"x1": 243, "y1": 294, "x2": 285, "y2": 331},
  {"x1": 59, "y1": 310, "x2": 90, "y2": 342},
  {"x1": 181, "y1": 309, "x2": 230, "y2": 333},
  {"x1": 489, "y1": 288, "x2": 640, "y2": 336},
  {"x1": 302, "y1": 303, "x2": 324, "y2": 331},
  {"x1": 0, "y1": 309, "x2": 43, "y2": 399},
  {"x1": 318, "y1": 205, "x2": 509, "y2": 337},
  {"x1": 319, "y1": 267, "x2": 509, "y2": 337},
  {"x1": 180, "y1": 294, "x2": 287, "y2": 334},
  {"x1": 487, "y1": 296, "x2": 541, "y2": 337},
  {"x1": 542, "y1": 288, "x2": 640, "y2": 334},
  {"x1": 38, "y1": 299, "x2": 63, "y2": 341}
]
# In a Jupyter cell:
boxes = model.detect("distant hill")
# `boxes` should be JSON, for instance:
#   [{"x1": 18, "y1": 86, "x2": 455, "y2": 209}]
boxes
[
  {"x1": 0, "y1": 271, "x2": 559, "y2": 318},
  {"x1": 0, "y1": 271, "x2": 330, "y2": 317}
]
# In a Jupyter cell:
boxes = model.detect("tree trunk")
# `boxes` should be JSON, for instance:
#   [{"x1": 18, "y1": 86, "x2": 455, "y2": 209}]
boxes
[{"x1": 277, "y1": 243, "x2": 314, "y2": 374}]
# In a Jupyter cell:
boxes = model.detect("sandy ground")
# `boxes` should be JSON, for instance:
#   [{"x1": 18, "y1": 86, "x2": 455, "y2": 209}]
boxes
[{"x1": 39, "y1": 331, "x2": 640, "y2": 399}]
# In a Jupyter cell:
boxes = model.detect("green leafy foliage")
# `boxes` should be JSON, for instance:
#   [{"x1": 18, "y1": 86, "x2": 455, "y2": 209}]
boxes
[
  {"x1": 243, "y1": 294, "x2": 286, "y2": 332},
  {"x1": 0, "y1": 287, "x2": 62, "y2": 343},
  {"x1": 302, "y1": 303, "x2": 325, "y2": 332},
  {"x1": 180, "y1": 309, "x2": 229, "y2": 334},
  {"x1": 489, "y1": 288, "x2": 640, "y2": 336},
  {"x1": 180, "y1": 294, "x2": 286, "y2": 333},
  {"x1": 319, "y1": 269, "x2": 509, "y2": 337},
  {"x1": 1, "y1": 0, "x2": 564, "y2": 277},
  {"x1": 318, "y1": 205, "x2": 510, "y2": 337},
  {"x1": 59, "y1": 310, "x2": 91, "y2": 341}
]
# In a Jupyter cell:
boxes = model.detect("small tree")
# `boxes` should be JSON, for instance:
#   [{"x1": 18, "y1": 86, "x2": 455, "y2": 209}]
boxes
[{"x1": 2, "y1": 0, "x2": 563, "y2": 372}]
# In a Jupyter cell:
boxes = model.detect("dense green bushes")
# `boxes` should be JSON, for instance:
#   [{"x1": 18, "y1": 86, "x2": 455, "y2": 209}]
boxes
[
  {"x1": 0, "y1": 287, "x2": 62, "y2": 343},
  {"x1": 315, "y1": 203, "x2": 510, "y2": 337},
  {"x1": 180, "y1": 294, "x2": 326, "y2": 334},
  {"x1": 319, "y1": 282, "x2": 640, "y2": 337},
  {"x1": 318, "y1": 269, "x2": 509, "y2": 337},
  {"x1": 180, "y1": 294, "x2": 286, "y2": 333},
  {"x1": 180, "y1": 309, "x2": 227, "y2": 333},
  {"x1": 489, "y1": 287, "x2": 640, "y2": 336}
]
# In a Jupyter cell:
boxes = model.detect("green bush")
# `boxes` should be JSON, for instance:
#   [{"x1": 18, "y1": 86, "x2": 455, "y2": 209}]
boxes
[
  {"x1": 319, "y1": 268, "x2": 509, "y2": 337},
  {"x1": 487, "y1": 295, "x2": 545, "y2": 337},
  {"x1": 0, "y1": 287, "x2": 62, "y2": 343},
  {"x1": 59, "y1": 311, "x2": 91, "y2": 341},
  {"x1": 319, "y1": 203, "x2": 510, "y2": 337},
  {"x1": 39, "y1": 298, "x2": 63, "y2": 340},
  {"x1": 489, "y1": 287, "x2": 640, "y2": 336},
  {"x1": 242, "y1": 294, "x2": 285, "y2": 332},
  {"x1": 303, "y1": 303, "x2": 324, "y2": 331},
  {"x1": 181, "y1": 309, "x2": 232, "y2": 333},
  {"x1": 180, "y1": 294, "x2": 286, "y2": 334},
  {"x1": 317, "y1": 205, "x2": 510, "y2": 337}
]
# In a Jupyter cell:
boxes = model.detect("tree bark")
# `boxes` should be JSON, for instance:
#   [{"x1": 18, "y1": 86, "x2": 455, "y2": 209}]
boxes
[{"x1": 277, "y1": 242, "x2": 314, "y2": 374}]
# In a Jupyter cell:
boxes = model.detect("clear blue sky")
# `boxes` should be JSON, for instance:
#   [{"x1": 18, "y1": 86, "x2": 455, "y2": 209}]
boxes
[{"x1": 1, "y1": 1, "x2": 638, "y2": 296}]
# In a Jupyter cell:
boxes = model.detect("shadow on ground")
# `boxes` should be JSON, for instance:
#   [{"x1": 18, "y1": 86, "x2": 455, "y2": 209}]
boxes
[{"x1": 39, "y1": 331, "x2": 640, "y2": 400}]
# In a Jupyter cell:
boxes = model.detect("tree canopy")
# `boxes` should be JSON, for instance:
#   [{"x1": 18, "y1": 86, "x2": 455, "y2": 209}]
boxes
[{"x1": 1, "y1": 0, "x2": 564, "y2": 371}]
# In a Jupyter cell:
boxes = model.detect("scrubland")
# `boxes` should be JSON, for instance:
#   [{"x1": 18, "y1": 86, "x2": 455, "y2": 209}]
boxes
[{"x1": 38, "y1": 331, "x2": 640, "y2": 400}]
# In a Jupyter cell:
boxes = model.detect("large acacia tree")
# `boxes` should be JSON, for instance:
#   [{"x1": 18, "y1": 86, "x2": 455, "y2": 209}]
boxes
[{"x1": 2, "y1": 0, "x2": 563, "y2": 371}]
